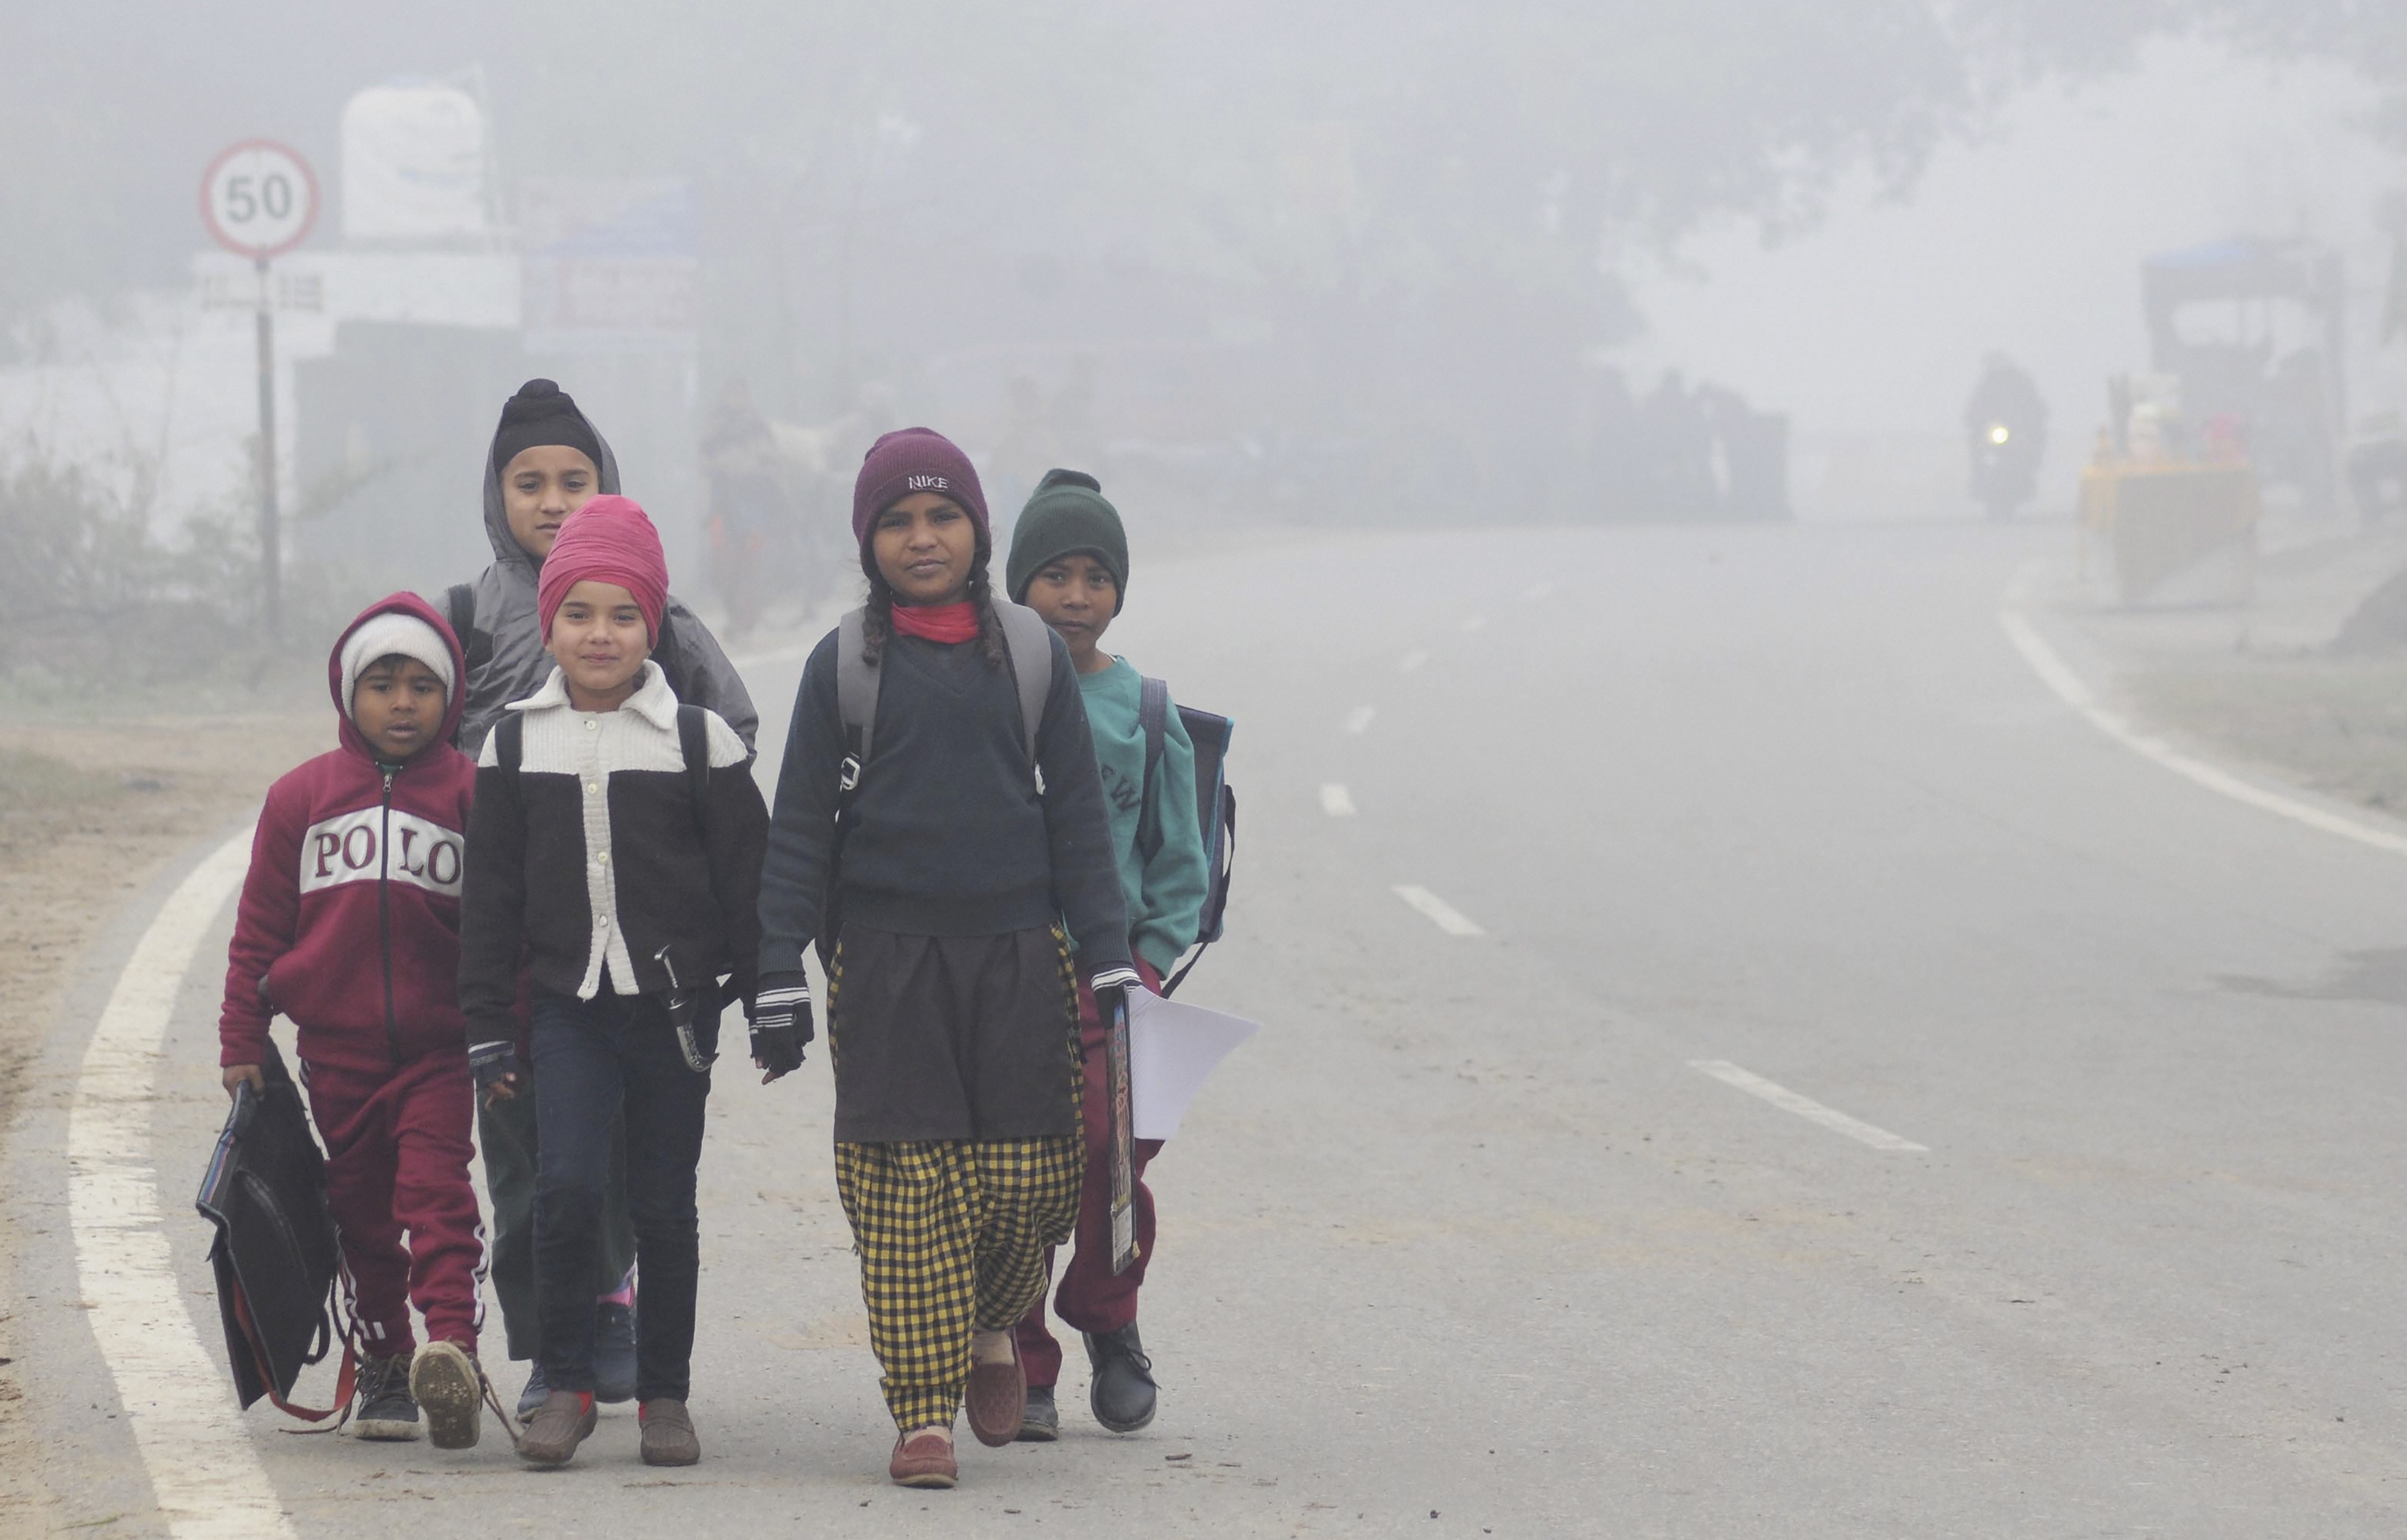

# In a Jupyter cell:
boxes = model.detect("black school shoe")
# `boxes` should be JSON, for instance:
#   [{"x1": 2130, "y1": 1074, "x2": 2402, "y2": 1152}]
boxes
[
  {"x1": 594, "y1": 1302, "x2": 637, "y2": 1404},
  {"x1": 353, "y1": 1352, "x2": 421, "y2": 1441},
  {"x1": 1016, "y1": 1384, "x2": 1060, "y2": 1443},
  {"x1": 1082, "y1": 1325, "x2": 1158, "y2": 1434}
]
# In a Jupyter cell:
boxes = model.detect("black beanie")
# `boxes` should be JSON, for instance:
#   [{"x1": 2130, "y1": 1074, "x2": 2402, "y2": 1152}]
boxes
[
  {"x1": 491, "y1": 378, "x2": 603, "y2": 474},
  {"x1": 1006, "y1": 469, "x2": 1130, "y2": 612}
]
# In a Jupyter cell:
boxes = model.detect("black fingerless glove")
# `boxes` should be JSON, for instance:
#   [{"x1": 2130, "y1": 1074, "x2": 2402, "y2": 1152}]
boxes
[
  {"x1": 469, "y1": 1039, "x2": 523, "y2": 1096},
  {"x1": 750, "y1": 973, "x2": 814, "y2": 1081}
]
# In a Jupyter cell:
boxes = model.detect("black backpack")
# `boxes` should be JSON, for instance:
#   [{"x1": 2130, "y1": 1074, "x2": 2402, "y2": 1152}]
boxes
[
  {"x1": 1137, "y1": 675, "x2": 1235, "y2": 996},
  {"x1": 195, "y1": 1040, "x2": 356, "y2": 1423}
]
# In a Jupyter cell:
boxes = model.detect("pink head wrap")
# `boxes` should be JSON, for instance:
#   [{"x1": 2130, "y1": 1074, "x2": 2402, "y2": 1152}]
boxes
[{"x1": 537, "y1": 495, "x2": 669, "y2": 645}]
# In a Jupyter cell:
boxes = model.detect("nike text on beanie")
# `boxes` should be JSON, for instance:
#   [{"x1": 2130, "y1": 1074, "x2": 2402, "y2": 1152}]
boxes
[
  {"x1": 1005, "y1": 468, "x2": 1129, "y2": 612},
  {"x1": 492, "y1": 378, "x2": 603, "y2": 474},
  {"x1": 851, "y1": 428, "x2": 989, "y2": 560},
  {"x1": 536, "y1": 495, "x2": 670, "y2": 644},
  {"x1": 340, "y1": 612, "x2": 457, "y2": 715}
]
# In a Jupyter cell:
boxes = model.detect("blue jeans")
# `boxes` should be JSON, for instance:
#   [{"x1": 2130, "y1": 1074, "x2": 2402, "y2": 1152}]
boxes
[{"x1": 531, "y1": 987, "x2": 713, "y2": 1402}]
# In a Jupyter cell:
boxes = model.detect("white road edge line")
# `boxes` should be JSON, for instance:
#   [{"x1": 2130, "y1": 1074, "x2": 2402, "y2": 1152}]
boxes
[
  {"x1": 68, "y1": 829, "x2": 297, "y2": 1540},
  {"x1": 1392, "y1": 884, "x2": 1484, "y2": 936},
  {"x1": 1999, "y1": 568, "x2": 2407, "y2": 860},
  {"x1": 1689, "y1": 1060, "x2": 1929, "y2": 1152},
  {"x1": 1320, "y1": 783, "x2": 1357, "y2": 817},
  {"x1": 1342, "y1": 705, "x2": 1377, "y2": 735}
]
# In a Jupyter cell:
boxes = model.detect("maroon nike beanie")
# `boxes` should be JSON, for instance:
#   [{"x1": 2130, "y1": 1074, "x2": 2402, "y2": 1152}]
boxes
[{"x1": 851, "y1": 428, "x2": 989, "y2": 570}]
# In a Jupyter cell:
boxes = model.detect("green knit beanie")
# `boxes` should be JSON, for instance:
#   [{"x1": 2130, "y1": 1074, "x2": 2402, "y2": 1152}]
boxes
[{"x1": 1006, "y1": 468, "x2": 1130, "y2": 613}]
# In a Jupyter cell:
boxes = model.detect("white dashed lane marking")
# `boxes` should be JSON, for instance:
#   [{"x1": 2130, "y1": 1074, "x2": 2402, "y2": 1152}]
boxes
[
  {"x1": 1458, "y1": 615, "x2": 1487, "y2": 634},
  {"x1": 1320, "y1": 783, "x2": 1357, "y2": 817},
  {"x1": 1392, "y1": 884, "x2": 1484, "y2": 936},
  {"x1": 1342, "y1": 705, "x2": 1377, "y2": 735},
  {"x1": 1689, "y1": 1060, "x2": 1929, "y2": 1151},
  {"x1": 1399, "y1": 649, "x2": 1431, "y2": 673}
]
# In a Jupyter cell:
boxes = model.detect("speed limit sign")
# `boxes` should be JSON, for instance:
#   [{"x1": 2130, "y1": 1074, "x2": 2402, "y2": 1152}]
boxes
[{"x1": 200, "y1": 140, "x2": 319, "y2": 259}]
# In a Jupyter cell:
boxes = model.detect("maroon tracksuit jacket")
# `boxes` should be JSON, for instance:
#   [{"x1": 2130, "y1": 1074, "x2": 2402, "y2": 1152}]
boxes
[{"x1": 219, "y1": 593, "x2": 485, "y2": 1352}]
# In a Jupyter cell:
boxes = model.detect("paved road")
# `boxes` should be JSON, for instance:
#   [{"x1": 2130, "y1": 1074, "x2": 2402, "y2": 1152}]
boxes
[{"x1": 9, "y1": 523, "x2": 2406, "y2": 1536}]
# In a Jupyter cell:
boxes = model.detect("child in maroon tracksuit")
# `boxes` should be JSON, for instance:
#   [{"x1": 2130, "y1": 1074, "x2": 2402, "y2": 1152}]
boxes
[{"x1": 219, "y1": 593, "x2": 492, "y2": 1451}]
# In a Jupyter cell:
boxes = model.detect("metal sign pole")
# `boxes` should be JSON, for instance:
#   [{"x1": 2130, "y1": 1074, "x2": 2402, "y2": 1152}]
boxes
[
  {"x1": 253, "y1": 256, "x2": 281, "y2": 643},
  {"x1": 203, "y1": 139, "x2": 315, "y2": 644}
]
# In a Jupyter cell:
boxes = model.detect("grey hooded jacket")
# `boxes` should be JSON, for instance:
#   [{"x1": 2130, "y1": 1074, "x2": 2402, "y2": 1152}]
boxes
[{"x1": 440, "y1": 406, "x2": 760, "y2": 757}]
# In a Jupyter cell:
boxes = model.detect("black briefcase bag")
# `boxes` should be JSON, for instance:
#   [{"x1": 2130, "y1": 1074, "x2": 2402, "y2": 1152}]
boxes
[{"x1": 194, "y1": 1040, "x2": 352, "y2": 1420}]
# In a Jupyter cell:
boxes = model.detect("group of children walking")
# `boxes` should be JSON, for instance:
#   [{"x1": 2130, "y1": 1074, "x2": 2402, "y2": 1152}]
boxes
[{"x1": 216, "y1": 379, "x2": 1213, "y2": 1488}]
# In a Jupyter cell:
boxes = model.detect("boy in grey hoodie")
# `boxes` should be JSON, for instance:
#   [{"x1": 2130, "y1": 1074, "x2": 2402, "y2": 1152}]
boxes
[{"x1": 440, "y1": 378, "x2": 760, "y2": 1413}]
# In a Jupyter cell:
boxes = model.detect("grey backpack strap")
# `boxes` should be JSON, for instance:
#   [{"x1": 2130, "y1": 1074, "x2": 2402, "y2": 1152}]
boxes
[
  {"x1": 834, "y1": 607, "x2": 878, "y2": 790},
  {"x1": 990, "y1": 599, "x2": 1053, "y2": 764}
]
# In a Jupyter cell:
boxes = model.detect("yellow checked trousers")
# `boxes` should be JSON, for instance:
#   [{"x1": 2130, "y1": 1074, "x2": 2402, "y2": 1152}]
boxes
[{"x1": 835, "y1": 1137, "x2": 1083, "y2": 1431}]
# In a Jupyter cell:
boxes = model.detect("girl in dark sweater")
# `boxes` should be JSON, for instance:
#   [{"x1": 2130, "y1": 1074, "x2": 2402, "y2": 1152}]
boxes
[{"x1": 752, "y1": 428, "x2": 1136, "y2": 1490}]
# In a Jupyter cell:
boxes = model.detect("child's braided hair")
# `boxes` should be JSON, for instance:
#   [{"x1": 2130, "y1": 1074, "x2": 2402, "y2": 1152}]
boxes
[{"x1": 858, "y1": 529, "x2": 1007, "y2": 671}]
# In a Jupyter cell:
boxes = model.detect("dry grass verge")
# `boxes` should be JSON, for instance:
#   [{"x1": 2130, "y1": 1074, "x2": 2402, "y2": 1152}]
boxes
[
  {"x1": 0, "y1": 708, "x2": 320, "y2": 1534},
  {"x1": 2128, "y1": 654, "x2": 2407, "y2": 815}
]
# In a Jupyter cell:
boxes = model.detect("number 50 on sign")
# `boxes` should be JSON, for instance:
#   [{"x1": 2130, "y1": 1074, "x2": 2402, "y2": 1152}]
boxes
[{"x1": 200, "y1": 140, "x2": 318, "y2": 259}]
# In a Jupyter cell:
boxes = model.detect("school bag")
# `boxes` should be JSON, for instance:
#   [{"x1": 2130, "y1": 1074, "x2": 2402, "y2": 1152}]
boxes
[
  {"x1": 195, "y1": 1040, "x2": 357, "y2": 1424},
  {"x1": 822, "y1": 599, "x2": 1053, "y2": 967},
  {"x1": 1137, "y1": 675, "x2": 1236, "y2": 997}
]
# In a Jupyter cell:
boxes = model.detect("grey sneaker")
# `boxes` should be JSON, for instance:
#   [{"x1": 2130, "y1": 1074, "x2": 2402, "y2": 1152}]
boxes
[
  {"x1": 1016, "y1": 1384, "x2": 1060, "y2": 1443},
  {"x1": 353, "y1": 1352, "x2": 421, "y2": 1441},
  {"x1": 594, "y1": 1302, "x2": 637, "y2": 1404},
  {"x1": 515, "y1": 1360, "x2": 550, "y2": 1421}
]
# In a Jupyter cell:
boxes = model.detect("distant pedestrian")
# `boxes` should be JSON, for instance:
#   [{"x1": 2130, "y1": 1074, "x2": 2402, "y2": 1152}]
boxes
[
  {"x1": 1004, "y1": 469, "x2": 1208, "y2": 1440},
  {"x1": 457, "y1": 496, "x2": 767, "y2": 1470},
  {"x1": 702, "y1": 376, "x2": 792, "y2": 643},
  {"x1": 752, "y1": 429, "x2": 1139, "y2": 1490},
  {"x1": 440, "y1": 378, "x2": 760, "y2": 1419},
  {"x1": 218, "y1": 594, "x2": 492, "y2": 1450}
]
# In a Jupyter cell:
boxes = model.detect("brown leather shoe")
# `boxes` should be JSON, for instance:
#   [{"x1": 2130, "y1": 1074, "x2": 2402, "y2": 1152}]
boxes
[
  {"x1": 639, "y1": 1399, "x2": 701, "y2": 1466},
  {"x1": 515, "y1": 1388, "x2": 597, "y2": 1466},
  {"x1": 889, "y1": 1429, "x2": 958, "y2": 1488},
  {"x1": 964, "y1": 1335, "x2": 1026, "y2": 1448}
]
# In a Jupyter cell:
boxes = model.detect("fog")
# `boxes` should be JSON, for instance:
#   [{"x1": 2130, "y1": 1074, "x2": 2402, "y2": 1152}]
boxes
[{"x1": 2, "y1": 4, "x2": 2401, "y2": 596}]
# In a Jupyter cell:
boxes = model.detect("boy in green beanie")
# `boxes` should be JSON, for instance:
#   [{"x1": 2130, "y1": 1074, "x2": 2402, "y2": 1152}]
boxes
[{"x1": 1004, "y1": 468, "x2": 1209, "y2": 1438}]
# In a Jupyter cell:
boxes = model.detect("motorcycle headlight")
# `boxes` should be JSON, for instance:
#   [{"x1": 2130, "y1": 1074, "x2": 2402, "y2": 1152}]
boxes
[{"x1": 1988, "y1": 424, "x2": 2011, "y2": 446}]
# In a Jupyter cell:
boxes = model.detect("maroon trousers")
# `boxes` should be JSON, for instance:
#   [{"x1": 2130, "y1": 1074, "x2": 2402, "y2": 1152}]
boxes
[
  {"x1": 303, "y1": 1047, "x2": 483, "y2": 1354},
  {"x1": 1015, "y1": 960, "x2": 1165, "y2": 1390}
]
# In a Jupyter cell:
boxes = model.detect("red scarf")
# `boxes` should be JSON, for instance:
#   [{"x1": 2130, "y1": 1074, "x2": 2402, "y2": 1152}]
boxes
[{"x1": 890, "y1": 601, "x2": 980, "y2": 644}]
